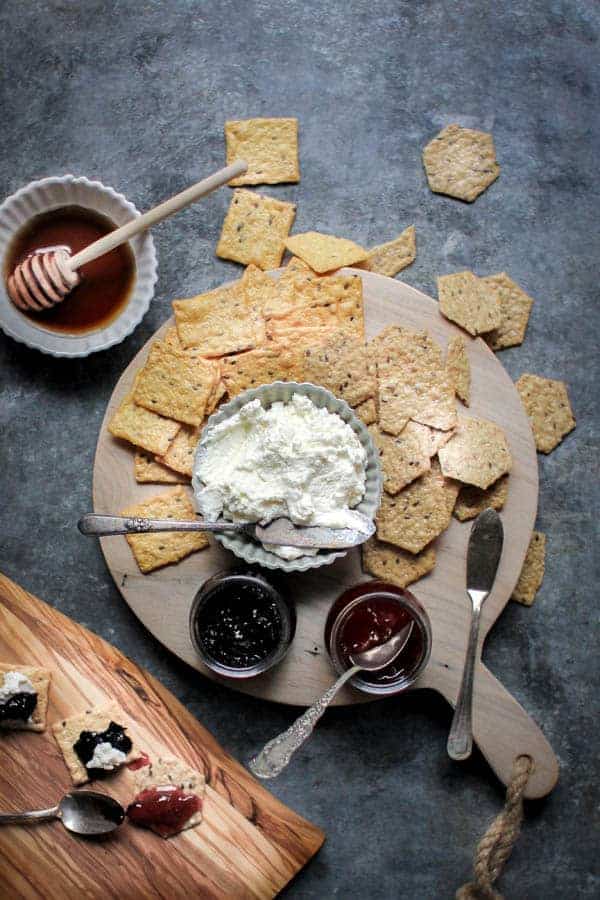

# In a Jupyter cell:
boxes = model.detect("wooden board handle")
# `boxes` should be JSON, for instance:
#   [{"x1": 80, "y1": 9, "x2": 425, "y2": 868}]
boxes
[{"x1": 70, "y1": 159, "x2": 247, "y2": 269}]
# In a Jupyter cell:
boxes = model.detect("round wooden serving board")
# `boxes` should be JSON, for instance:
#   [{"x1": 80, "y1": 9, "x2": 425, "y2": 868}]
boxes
[{"x1": 94, "y1": 270, "x2": 558, "y2": 798}]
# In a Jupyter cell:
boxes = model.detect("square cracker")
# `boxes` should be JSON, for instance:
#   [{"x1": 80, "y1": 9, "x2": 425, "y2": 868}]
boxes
[
  {"x1": 515, "y1": 374, "x2": 575, "y2": 454},
  {"x1": 0, "y1": 663, "x2": 51, "y2": 732},
  {"x1": 134, "y1": 755, "x2": 206, "y2": 836},
  {"x1": 52, "y1": 701, "x2": 139, "y2": 786},
  {"x1": 121, "y1": 486, "x2": 209, "y2": 574},
  {"x1": 134, "y1": 342, "x2": 216, "y2": 427},
  {"x1": 225, "y1": 118, "x2": 300, "y2": 185},
  {"x1": 446, "y1": 334, "x2": 471, "y2": 405},
  {"x1": 422, "y1": 124, "x2": 500, "y2": 202},
  {"x1": 284, "y1": 232, "x2": 368, "y2": 273},
  {"x1": 172, "y1": 281, "x2": 265, "y2": 355},
  {"x1": 108, "y1": 388, "x2": 180, "y2": 456},
  {"x1": 222, "y1": 344, "x2": 306, "y2": 397},
  {"x1": 373, "y1": 326, "x2": 457, "y2": 434},
  {"x1": 266, "y1": 265, "x2": 364, "y2": 339},
  {"x1": 512, "y1": 531, "x2": 546, "y2": 606},
  {"x1": 157, "y1": 425, "x2": 201, "y2": 477},
  {"x1": 454, "y1": 474, "x2": 509, "y2": 521},
  {"x1": 353, "y1": 397, "x2": 377, "y2": 425},
  {"x1": 362, "y1": 538, "x2": 436, "y2": 588},
  {"x1": 217, "y1": 189, "x2": 296, "y2": 270},
  {"x1": 360, "y1": 226, "x2": 416, "y2": 277},
  {"x1": 302, "y1": 330, "x2": 376, "y2": 407},
  {"x1": 437, "y1": 271, "x2": 502, "y2": 336},
  {"x1": 376, "y1": 460, "x2": 459, "y2": 554},
  {"x1": 134, "y1": 452, "x2": 188, "y2": 484},
  {"x1": 438, "y1": 416, "x2": 512, "y2": 489},
  {"x1": 481, "y1": 273, "x2": 534, "y2": 350},
  {"x1": 369, "y1": 423, "x2": 433, "y2": 494}
]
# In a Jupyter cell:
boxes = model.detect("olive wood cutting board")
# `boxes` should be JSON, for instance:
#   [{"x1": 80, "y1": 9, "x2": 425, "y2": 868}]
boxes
[
  {"x1": 0, "y1": 573, "x2": 324, "y2": 899},
  {"x1": 94, "y1": 270, "x2": 558, "y2": 799}
]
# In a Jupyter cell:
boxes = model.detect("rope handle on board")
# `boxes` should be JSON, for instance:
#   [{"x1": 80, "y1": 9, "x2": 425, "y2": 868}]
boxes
[{"x1": 456, "y1": 755, "x2": 534, "y2": 900}]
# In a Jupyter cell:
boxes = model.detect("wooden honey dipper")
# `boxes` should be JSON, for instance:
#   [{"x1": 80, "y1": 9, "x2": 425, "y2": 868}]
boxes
[{"x1": 7, "y1": 159, "x2": 247, "y2": 312}]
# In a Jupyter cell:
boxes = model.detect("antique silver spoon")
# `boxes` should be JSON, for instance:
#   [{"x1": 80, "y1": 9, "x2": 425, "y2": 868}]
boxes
[
  {"x1": 0, "y1": 791, "x2": 125, "y2": 835},
  {"x1": 249, "y1": 622, "x2": 414, "y2": 779}
]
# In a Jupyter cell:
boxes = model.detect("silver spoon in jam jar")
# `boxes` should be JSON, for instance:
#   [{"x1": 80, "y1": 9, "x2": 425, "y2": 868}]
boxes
[
  {"x1": 249, "y1": 623, "x2": 414, "y2": 779},
  {"x1": 0, "y1": 791, "x2": 125, "y2": 836}
]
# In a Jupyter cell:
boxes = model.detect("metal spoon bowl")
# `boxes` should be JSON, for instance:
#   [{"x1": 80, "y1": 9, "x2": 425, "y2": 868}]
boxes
[{"x1": 0, "y1": 791, "x2": 125, "y2": 836}]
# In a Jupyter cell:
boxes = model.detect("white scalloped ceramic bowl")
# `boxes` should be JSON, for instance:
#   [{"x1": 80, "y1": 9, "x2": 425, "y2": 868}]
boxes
[
  {"x1": 0, "y1": 175, "x2": 157, "y2": 357},
  {"x1": 192, "y1": 382, "x2": 383, "y2": 573}
]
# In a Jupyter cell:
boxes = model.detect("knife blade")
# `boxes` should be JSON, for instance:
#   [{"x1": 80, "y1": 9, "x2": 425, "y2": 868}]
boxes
[{"x1": 466, "y1": 508, "x2": 504, "y2": 595}]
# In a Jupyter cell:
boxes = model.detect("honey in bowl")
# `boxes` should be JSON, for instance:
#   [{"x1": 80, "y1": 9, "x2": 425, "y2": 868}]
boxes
[{"x1": 5, "y1": 205, "x2": 135, "y2": 334}]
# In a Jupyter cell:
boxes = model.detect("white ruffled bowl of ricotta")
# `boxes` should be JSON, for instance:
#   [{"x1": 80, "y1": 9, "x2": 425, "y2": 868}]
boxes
[{"x1": 192, "y1": 382, "x2": 382, "y2": 572}]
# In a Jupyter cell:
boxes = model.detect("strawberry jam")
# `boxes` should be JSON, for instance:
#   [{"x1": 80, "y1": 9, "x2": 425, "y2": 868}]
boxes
[{"x1": 127, "y1": 786, "x2": 201, "y2": 837}]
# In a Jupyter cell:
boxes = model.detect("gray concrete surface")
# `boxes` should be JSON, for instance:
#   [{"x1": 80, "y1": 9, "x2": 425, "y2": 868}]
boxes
[{"x1": 0, "y1": 2, "x2": 598, "y2": 897}]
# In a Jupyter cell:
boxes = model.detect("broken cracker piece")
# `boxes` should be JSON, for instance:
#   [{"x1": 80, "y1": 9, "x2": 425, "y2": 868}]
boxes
[
  {"x1": 360, "y1": 226, "x2": 416, "y2": 277},
  {"x1": 453, "y1": 474, "x2": 509, "y2": 522},
  {"x1": 225, "y1": 117, "x2": 300, "y2": 185},
  {"x1": 437, "y1": 271, "x2": 502, "y2": 336},
  {"x1": 481, "y1": 273, "x2": 534, "y2": 350},
  {"x1": 217, "y1": 189, "x2": 296, "y2": 270},
  {"x1": 157, "y1": 424, "x2": 201, "y2": 477},
  {"x1": 362, "y1": 537, "x2": 436, "y2": 588},
  {"x1": 284, "y1": 231, "x2": 368, "y2": 273},
  {"x1": 121, "y1": 486, "x2": 209, "y2": 574},
  {"x1": 353, "y1": 397, "x2": 377, "y2": 426},
  {"x1": 446, "y1": 334, "x2": 471, "y2": 405},
  {"x1": 134, "y1": 451, "x2": 188, "y2": 484},
  {"x1": 422, "y1": 124, "x2": 500, "y2": 202},
  {"x1": 172, "y1": 281, "x2": 265, "y2": 355},
  {"x1": 132, "y1": 755, "x2": 206, "y2": 837},
  {"x1": 516, "y1": 374, "x2": 575, "y2": 454},
  {"x1": 134, "y1": 342, "x2": 216, "y2": 427},
  {"x1": 108, "y1": 388, "x2": 180, "y2": 456},
  {"x1": 512, "y1": 531, "x2": 546, "y2": 606},
  {"x1": 369, "y1": 423, "x2": 433, "y2": 494},
  {"x1": 52, "y1": 702, "x2": 139, "y2": 786},
  {"x1": 0, "y1": 663, "x2": 51, "y2": 733},
  {"x1": 438, "y1": 417, "x2": 512, "y2": 489}
]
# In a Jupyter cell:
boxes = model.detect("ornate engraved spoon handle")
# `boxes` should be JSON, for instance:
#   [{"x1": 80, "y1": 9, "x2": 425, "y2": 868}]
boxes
[
  {"x1": 78, "y1": 514, "x2": 245, "y2": 536},
  {"x1": 249, "y1": 665, "x2": 360, "y2": 779}
]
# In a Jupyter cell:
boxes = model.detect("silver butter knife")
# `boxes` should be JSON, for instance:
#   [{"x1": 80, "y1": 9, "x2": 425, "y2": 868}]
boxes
[
  {"x1": 447, "y1": 508, "x2": 504, "y2": 761},
  {"x1": 77, "y1": 513, "x2": 375, "y2": 550}
]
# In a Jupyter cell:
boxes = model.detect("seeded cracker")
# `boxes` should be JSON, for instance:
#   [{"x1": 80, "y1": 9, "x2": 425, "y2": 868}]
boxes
[
  {"x1": 516, "y1": 374, "x2": 575, "y2": 453},
  {"x1": 52, "y1": 702, "x2": 139, "y2": 786},
  {"x1": 446, "y1": 334, "x2": 471, "y2": 405},
  {"x1": 134, "y1": 756, "x2": 206, "y2": 836},
  {"x1": 0, "y1": 663, "x2": 51, "y2": 732},
  {"x1": 422, "y1": 124, "x2": 500, "y2": 202},
  {"x1": 217, "y1": 189, "x2": 296, "y2": 270},
  {"x1": 376, "y1": 460, "x2": 460, "y2": 554},
  {"x1": 481, "y1": 273, "x2": 534, "y2": 350},
  {"x1": 134, "y1": 452, "x2": 188, "y2": 484},
  {"x1": 362, "y1": 538, "x2": 436, "y2": 588},
  {"x1": 241, "y1": 264, "x2": 280, "y2": 315},
  {"x1": 369, "y1": 423, "x2": 433, "y2": 494},
  {"x1": 438, "y1": 417, "x2": 512, "y2": 489},
  {"x1": 156, "y1": 425, "x2": 201, "y2": 477},
  {"x1": 222, "y1": 345, "x2": 306, "y2": 397},
  {"x1": 360, "y1": 226, "x2": 416, "y2": 277},
  {"x1": 373, "y1": 326, "x2": 457, "y2": 434},
  {"x1": 453, "y1": 474, "x2": 509, "y2": 521},
  {"x1": 225, "y1": 118, "x2": 300, "y2": 185},
  {"x1": 108, "y1": 388, "x2": 180, "y2": 456},
  {"x1": 353, "y1": 397, "x2": 377, "y2": 425},
  {"x1": 284, "y1": 232, "x2": 368, "y2": 274},
  {"x1": 303, "y1": 330, "x2": 376, "y2": 407},
  {"x1": 172, "y1": 281, "x2": 265, "y2": 355},
  {"x1": 121, "y1": 486, "x2": 209, "y2": 574},
  {"x1": 134, "y1": 342, "x2": 216, "y2": 427},
  {"x1": 512, "y1": 531, "x2": 546, "y2": 606},
  {"x1": 437, "y1": 271, "x2": 502, "y2": 336}
]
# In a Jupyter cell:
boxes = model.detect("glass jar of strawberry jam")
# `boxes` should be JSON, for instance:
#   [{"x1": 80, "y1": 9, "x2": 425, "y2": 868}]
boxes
[{"x1": 324, "y1": 581, "x2": 432, "y2": 696}]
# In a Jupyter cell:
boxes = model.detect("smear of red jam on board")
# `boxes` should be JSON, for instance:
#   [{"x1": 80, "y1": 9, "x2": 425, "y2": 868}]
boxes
[
  {"x1": 127, "y1": 786, "x2": 201, "y2": 837},
  {"x1": 127, "y1": 751, "x2": 151, "y2": 771}
]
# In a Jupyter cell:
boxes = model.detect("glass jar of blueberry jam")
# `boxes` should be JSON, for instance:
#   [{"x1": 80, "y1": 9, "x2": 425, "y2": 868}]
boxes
[
  {"x1": 325, "y1": 581, "x2": 432, "y2": 696},
  {"x1": 189, "y1": 568, "x2": 296, "y2": 679}
]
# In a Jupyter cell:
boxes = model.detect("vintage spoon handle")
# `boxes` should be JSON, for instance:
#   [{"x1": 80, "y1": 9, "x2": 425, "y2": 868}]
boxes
[
  {"x1": 447, "y1": 596, "x2": 484, "y2": 760},
  {"x1": 78, "y1": 514, "x2": 245, "y2": 537},
  {"x1": 0, "y1": 806, "x2": 59, "y2": 825},
  {"x1": 249, "y1": 665, "x2": 361, "y2": 779}
]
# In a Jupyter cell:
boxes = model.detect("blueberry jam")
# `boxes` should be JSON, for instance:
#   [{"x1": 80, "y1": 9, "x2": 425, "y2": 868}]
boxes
[
  {"x1": 194, "y1": 579, "x2": 282, "y2": 669},
  {"x1": 0, "y1": 692, "x2": 37, "y2": 722},
  {"x1": 73, "y1": 721, "x2": 132, "y2": 775}
]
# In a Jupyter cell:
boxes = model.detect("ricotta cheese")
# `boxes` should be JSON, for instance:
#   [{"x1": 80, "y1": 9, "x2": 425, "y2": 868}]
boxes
[
  {"x1": 194, "y1": 394, "x2": 367, "y2": 559},
  {"x1": 86, "y1": 741, "x2": 127, "y2": 770},
  {"x1": 0, "y1": 671, "x2": 35, "y2": 702}
]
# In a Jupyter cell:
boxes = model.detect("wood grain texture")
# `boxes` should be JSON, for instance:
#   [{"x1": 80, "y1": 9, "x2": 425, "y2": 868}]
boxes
[
  {"x1": 0, "y1": 573, "x2": 324, "y2": 899},
  {"x1": 93, "y1": 270, "x2": 558, "y2": 798}
]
